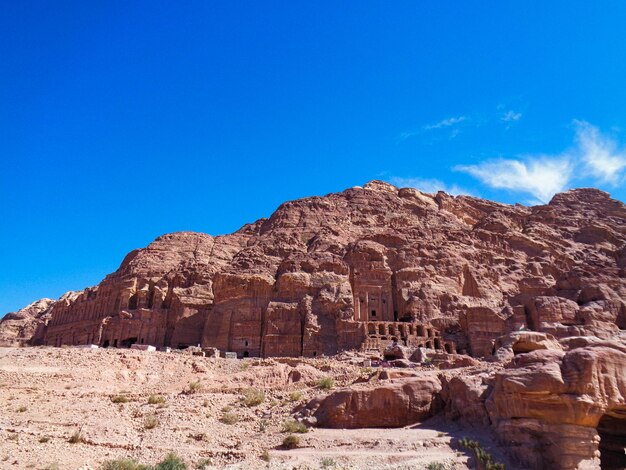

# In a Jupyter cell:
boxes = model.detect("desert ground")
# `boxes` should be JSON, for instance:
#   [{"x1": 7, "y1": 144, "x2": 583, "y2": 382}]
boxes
[{"x1": 0, "y1": 347, "x2": 510, "y2": 470}]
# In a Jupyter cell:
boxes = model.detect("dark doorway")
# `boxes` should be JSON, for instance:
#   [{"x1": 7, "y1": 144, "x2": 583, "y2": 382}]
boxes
[
  {"x1": 598, "y1": 412, "x2": 626, "y2": 470},
  {"x1": 120, "y1": 337, "x2": 138, "y2": 348}
]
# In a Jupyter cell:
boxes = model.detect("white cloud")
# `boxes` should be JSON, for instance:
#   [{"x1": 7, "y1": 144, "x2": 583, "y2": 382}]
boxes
[
  {"x1": 501, "y1": 110, "x2": 522, "y2": 122},
  {"x1": 424, "y1": 116, "x2": 467, "y2": 130},
  {"x1": 455, "y1": 157, "x2": 572, "y2": 204},
  {"x1": 389, "y1": 176, "x2": 474, "y2": 196},
  {"x1": 397, "y1": 115, "x2": 468, "y2": 142},
  {"x1": 454, "y1": 122, "x2": 626, "y2": 204},
  {"x1": 575, "y1": 120, "x2": 626, "y2": 185}
]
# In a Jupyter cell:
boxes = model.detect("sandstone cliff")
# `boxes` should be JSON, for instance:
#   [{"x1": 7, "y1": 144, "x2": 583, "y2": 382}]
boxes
[
  {"x1": 2, "y1": 181, "x2": 625, "y2": 358},
  {"x1": 0, "y1": 298, "x2": 56, "y2": 346}
]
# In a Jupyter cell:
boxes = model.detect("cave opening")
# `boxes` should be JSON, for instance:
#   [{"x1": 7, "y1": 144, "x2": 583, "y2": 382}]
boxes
[{"x1": 598, "y1": 411, "x2": 626, "y2": 470}]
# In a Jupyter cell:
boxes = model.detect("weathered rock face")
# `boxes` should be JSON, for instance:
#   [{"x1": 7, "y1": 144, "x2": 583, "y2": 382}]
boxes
[
  {"x1": 486, "y1": 340, "x2": 626, "y2": 469},
  {"x1": 302, "y1": 375, "x2": 443, "y2": 428},
  {"x1": 2, "y1": 181, "x2": 625, "y2": 359},
  {"x1": 0, "y1": 298, "x2": 56, "y2": 346}
]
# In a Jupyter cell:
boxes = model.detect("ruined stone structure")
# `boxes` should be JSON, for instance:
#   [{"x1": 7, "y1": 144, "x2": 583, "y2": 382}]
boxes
[{"x1": 2, "y1": 180, "x2": 624, "y2": 362}]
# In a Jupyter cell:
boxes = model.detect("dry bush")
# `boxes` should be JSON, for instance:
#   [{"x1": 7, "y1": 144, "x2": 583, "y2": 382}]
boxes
[
  {"x1": 282, "y1": 419, "x2": 308, "y2": 434},
  {"x1": 220, "y1": 411, "x2": 239, "y2": 425},
  {"x1": 241, "y1": 388, "x2": 265, "y2": 407},
  {"x1": 282, "y1": 434, "x2": 300, "y2": 449},
  {"x1": 68, "y1": 430, "x2": 85, "y2": 444},
  {"x1": 147, "y1": 395, "x2": 166, "y2": 405},
  {"x1": 143, "y1": 415, "x2": 159, "y2": 430},
  {"x1": 111, "y1": 395, "x2": 130, "y2": 404},
  {"x1": 185, "y1": 381, "x2": 203, "y2": 395}
]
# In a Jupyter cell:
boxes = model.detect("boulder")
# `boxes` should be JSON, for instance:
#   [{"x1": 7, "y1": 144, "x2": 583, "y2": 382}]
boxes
[{"x1": 303, "y1": 376, "x2": 443, "y2": 428}]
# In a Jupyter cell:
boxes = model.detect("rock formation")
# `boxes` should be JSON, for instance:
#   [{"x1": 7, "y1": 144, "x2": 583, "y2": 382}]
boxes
[
  {"x1": 0, "y1": 298, "x2": 56, "y2": 346},
  {"x1": 301, "y1": 374, "x2": 443, "y2": 428},
  {"x1": 2, "y1": 181, "x2": 625, "y2": 361}
]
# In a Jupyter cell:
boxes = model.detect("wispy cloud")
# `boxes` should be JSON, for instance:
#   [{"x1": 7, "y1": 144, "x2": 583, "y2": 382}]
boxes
[
  {"x1": 575, "y1": 120, "x2": 626, "y2": 185},
  {"x1": 455, "y1": 157, "x2": 571, "y2": 204},
  {"x1": 424, "y1": 115, "x2": 467, "y2": 130},
  {"x1": 389, "y1": 176, "x2": 474, "y2": 196},
  {"x1": 397, "y1": 115, "x2": 468, "y2": 142},
  {"x1": 501, "y1": 110, "x2": 522, "y2": 122},
  {"x1": 455, "y1": 121, "x2": 626, "y2": 204}
]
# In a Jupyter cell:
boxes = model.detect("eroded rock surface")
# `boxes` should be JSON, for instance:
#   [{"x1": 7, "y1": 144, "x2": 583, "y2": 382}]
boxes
[
  {"x1": 301, "y1": 374, "x2": 443, "y2": 428},
  {"x1": 487, "y1": 340, "x2": 626, "y2": 469},
  {"x1": 0, "y1": 298, "x2": 56, "y2": 346},
  {"x1": 2, "y1": 181, "x2": 623, "y2": 362}
]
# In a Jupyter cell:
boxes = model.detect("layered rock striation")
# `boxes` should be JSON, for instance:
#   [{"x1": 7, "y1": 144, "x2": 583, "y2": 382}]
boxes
[{"x1": 2, "y1": 181, "x2": 625, "y2": 359}]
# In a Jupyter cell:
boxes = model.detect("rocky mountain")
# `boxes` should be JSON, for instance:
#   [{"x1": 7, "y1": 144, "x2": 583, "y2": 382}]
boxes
[{"x1": 2, "y1": 180, "x2": 625, "y2": 356}]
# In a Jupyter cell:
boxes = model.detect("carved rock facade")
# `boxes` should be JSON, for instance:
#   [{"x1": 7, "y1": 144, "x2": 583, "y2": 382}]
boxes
[{"x1": 1, "y1": 181, "x2": 623, "y2": 361}]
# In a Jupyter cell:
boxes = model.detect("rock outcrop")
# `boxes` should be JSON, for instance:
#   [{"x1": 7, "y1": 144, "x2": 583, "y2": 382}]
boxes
[
  {"x1": 487, "y1": 340, "x2": 626, "y2": 469},
  {"x1": 2, "y1": 182, "x2": 624, "y2": 361},
  {"x1": 300, "y1": 374, "x2": 443, "y2": 428},
  {"x1": 0, "y1": 298, "x2": 56, "y2": 346}
]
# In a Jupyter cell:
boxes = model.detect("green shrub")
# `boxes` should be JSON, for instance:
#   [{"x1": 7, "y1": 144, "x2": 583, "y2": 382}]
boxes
[
  {"x1": 288, "y1": 391, "x2": 303, "y2": 402},
  {"x1": 321, "y1": 457, "x2": 336, "y2": 468},
  {"x1": 220, "y1": 411, "x2": 239, "y2": 425},
  {"x1": 459, "y1": 437, "x2": 505, "y2": 470},
  {"x1": 154, "y1": 453, "x2": 186, "y2": 470},
  {"x1": 17, "y1": 405, "x2": 27, "y2": 412},
  {"x1": 148, "y1": 395, "x2": 166, "y2": 405},
  {"x1": 282, "y1": 419, "x2": 308, "y2": 434},
  {"x1": 100, "y1": 458, "x2": 151, "y2": 470},
  {"x1": 317, "y1": 377, "x2": 334, "y2": 390},
  {"x1": 282, "y1": 434, "x2": 300, "y2": 449},
  {"x1": 195, "y1": 458, "x2": 212, "y2": 470},
  {"x1": 241, "y1": 388, "x2": 265, "y2": 407},
  {"x1": 426, "y1": 462, "x2": 446, "y2": 470},
  {"x1": 260, "y1": 450, "x2": 271, "y2": 462}
]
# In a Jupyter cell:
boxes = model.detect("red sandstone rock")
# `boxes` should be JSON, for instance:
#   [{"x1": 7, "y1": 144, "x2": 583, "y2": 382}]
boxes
[
  {"x1": 440, "y1": 372, "x2": 493, "y2": 426},
  {"x1": 0, "y1": 298, "x2": 56, "y2": 346},
  {"x1": 302, "y1": 375, "x2": 443, "y2": 428},
  {"x1": 486, "y1": 341, "x2": 626, "y2": 469},
  {"x1": 1, "y1": 182, "x2": 624, "y2": 361}
]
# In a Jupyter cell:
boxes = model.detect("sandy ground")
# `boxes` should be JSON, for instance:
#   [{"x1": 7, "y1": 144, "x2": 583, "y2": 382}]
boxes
[{"x1": 0, "y1": 347, "x2": 508, "y2": 469}]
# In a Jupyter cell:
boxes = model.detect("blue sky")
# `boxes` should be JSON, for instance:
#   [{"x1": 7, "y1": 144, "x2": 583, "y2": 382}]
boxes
[{"x1": 2, "y1": 1, "x2": 626, "y2": 315}]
